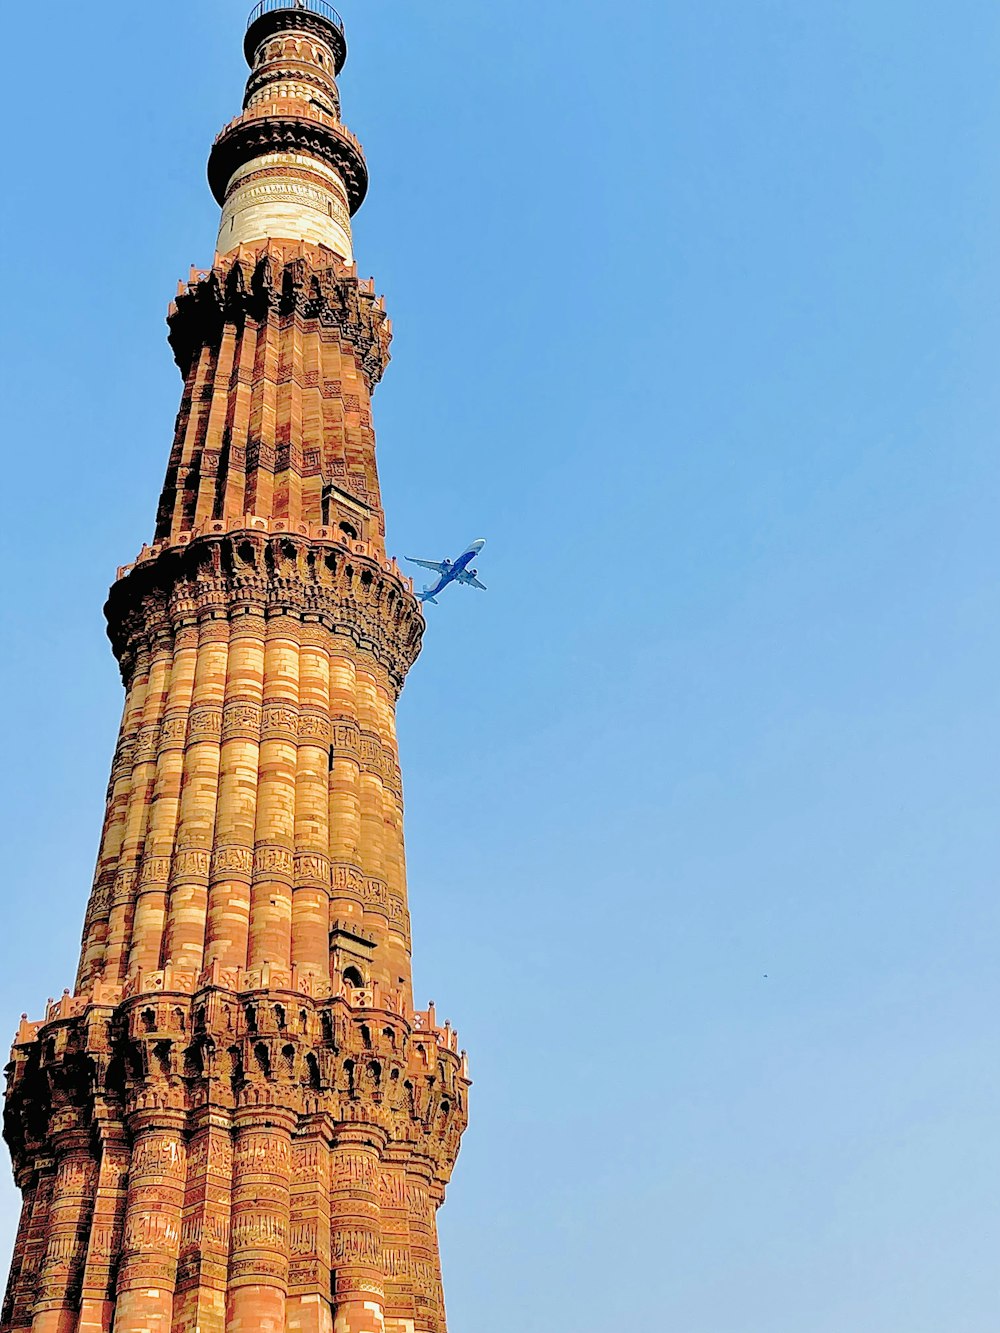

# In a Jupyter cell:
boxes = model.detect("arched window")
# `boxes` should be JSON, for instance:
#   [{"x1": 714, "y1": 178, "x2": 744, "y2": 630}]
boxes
[
  {"x1": 339, "y1": 521, "x2": 358, "y2": 542},
  {"x1": 343, "y1": 966, "x2": 364, "y2": 990},
  {"x1": 306, "y1": 1052, "x2": 321, "y2": 1089}
]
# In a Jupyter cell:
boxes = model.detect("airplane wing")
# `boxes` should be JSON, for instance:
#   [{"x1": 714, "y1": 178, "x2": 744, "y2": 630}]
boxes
[
  {"x1": 457, "y1": 572, "x2": 487, "y2": 591},
  {"x1": 406, "y1": 557, "x2": 449, "y2": 573}
]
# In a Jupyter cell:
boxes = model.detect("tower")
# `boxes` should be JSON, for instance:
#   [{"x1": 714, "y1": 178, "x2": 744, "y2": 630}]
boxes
[{"x1": 1, "y1": 5, "x2": 468, "y2": 1333}]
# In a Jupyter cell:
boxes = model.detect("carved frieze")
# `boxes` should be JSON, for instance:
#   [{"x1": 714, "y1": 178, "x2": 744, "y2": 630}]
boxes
[
  {"x1": 106, "y1": 532, "x2": 422, "y2": 697},
  {"x1": 169, "y1": 249, "x2": 390, "y2": 391}
]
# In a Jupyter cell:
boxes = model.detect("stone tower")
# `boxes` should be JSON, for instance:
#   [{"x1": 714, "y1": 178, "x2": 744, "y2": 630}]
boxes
[{"x1": 1, "y1": 5, "x2": 469, "y2": 1333}]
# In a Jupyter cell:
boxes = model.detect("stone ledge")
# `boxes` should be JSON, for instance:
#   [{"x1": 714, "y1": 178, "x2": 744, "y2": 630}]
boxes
[
  {"x1": 117, "y1": 516, "x2": 411, "y2": 588},
  {"x1": 20, "y1": 973, "x2": 464, "y2": 1070}
]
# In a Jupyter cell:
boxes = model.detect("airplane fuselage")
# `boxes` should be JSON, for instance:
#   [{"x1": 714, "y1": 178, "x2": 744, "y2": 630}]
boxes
[
  {"x1": 422, "y1": 544, "x2": 480, "y2": 600},
  {"x1": 406, "y1": 539, "x2": 487, "y2": 604}
]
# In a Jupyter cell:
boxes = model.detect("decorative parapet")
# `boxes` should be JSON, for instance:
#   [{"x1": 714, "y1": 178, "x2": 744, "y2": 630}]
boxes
[
  {"x1": 9, "y1": 975, "x2": 470, "y2": 1142},
  {"x1": 208, "y1": 107, "x2": 368, "y2": 214},
  {"x1": 12, "y1": 1018, "x2": 40, "y2": 1047},
  {"x1": 214, "y1": 100, "x2": 363, "y2": 158},
  {"x1": 248, "y1": 0, "x2": 345, "y2": 35},
  {"x1": 106, "y1": 527, "x2": 425, "y2": 695},
  {"x1": 116, "y1": 515, "x2": 412, "y2": 587},
  {"x1": 13, "y1": 982, "x2": 127, "y2": 1044},
  {"x1": 17, "y1": 970, "x2": 465, "y2": 1061},
  {"x1": 167, "y1": 244, "x2": 391, "y2": 387},
  {"x1": 244, "y1": 0, "x2": 348, "y2": 71}
]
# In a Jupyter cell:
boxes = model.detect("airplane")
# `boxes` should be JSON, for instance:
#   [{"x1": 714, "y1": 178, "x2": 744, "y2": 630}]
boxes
[{"x1": 406, "y1": 539, "x2": 487, "y2": 605}]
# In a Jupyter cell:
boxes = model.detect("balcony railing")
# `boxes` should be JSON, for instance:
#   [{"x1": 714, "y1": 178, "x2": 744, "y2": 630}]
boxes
[{"x1": 247, "y1": 0, "x2": 344, "y2": 34}]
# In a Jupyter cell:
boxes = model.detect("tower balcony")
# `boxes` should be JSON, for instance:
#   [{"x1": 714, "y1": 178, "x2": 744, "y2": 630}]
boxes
[
  {"x1": 245, "y1": 0, "x2": 348, "y2": 73},
  {"x1": 208, "y1": 100, "x2": 368, "y2": 213},
  {"x1": 248, "y1": 0, "x2": 344, "y2": 31}
]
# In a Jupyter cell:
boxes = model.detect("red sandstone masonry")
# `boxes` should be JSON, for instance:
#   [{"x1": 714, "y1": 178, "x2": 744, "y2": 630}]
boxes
[{"x1": 2, "y1": 6, "x2": 468, "y2": 1333}]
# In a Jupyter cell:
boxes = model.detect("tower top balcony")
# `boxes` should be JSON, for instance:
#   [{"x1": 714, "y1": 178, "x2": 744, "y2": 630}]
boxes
[{"x1": 245, "y1": 0, "x2": 347, "y2": 72}]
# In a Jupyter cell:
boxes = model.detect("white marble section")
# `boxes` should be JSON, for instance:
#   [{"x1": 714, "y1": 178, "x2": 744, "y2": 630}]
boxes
[{"x1": 216, "y1": 151, "x2": 353, "y2": 258}]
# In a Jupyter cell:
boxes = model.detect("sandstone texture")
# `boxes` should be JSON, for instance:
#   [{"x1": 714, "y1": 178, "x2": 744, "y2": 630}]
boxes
[{"x1": 2, "y1": 7, "x2": 468, "y2": 1332}]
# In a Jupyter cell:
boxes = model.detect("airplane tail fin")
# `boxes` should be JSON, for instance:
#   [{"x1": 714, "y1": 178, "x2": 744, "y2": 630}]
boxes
[{"x1": 418, "y1": 589, "x2": 439, "y2": 605}]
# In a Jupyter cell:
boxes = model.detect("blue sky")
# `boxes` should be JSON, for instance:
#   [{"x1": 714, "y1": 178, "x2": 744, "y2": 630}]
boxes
[{"x1": 2, "y1": 1, "x2": 1000, "y2": 1328}]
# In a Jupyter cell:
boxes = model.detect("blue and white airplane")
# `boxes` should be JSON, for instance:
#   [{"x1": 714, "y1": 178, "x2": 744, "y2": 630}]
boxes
[{"x1": 406, "y1": 539, "x2": 487, "y2": 605}]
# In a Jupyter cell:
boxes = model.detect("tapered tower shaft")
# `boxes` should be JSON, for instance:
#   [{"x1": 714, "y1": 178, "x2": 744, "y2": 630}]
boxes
[{"x1": 2, "y1": 8, "x2": 468, "y2": 1333}]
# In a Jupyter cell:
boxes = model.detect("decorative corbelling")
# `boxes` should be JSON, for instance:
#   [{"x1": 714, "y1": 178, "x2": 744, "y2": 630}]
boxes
[
  {"x1": 105, "y1": 530, "x2": 424, "y2": 695},
  {"x1": 208, "y1": 110, "x2": 368, "y2": 214},
  {"x1": 3, "y1": 982, "x2": 467, "y2": 1237},
  {"x1": 168, "y1": 246, "x2": 392, "y2": 389},
  {"x1": 1, "y1": 966, "x2": 451, "y2": 1294}
]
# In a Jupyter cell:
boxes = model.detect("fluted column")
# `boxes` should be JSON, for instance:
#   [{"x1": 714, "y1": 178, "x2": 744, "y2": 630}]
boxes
[
  {"x1": 170, "y1": 343, "x2": 217, "y2": 540},
  {"x1": 355, "y1": 666, "x2": 390, "y2": 975},
  {"x1": 153, "y1": 362, "x2": 193, "y2": 541},
  {"x1": 104, "y1": 635, "x2": 169, "y2": 983},
  {"x1": 206, "y1": 612, "x2": 265, "y2": 969},
  {"x1": 77, "y1": 690, "x2": 135, "y2": 988},
  {"x1": 329, "y1": 1129, "x2": 385, "y2": 1333},
  {"x1": 328, "y1": 652, "x2": 362, "y2": 938},
  {"x1": 172, "y1": 1109, "x2": 233, "y2": 1333},
  {"x1": 406, "y1": 1165, "x2": 440, "y2": 1333},
  {"x1": 274, "y1": 319, "x2": 305, "y2": 523},
  {"x1": 226, "y1": 1107, "x2": 295, "y2": 1333},
  {"x1": 194, "y1": 324, "x2": 239, "y2": 527},
  {"x1": 113, "y1": 1111, "x2": 186, "y2": 1333},
  {"x1": 372, "y1": 681, "x2": 410, "y2": 998},
  {"x1": 129, "y1": 625, "x2": 197, "y2": 975},
  {"x1": 379, "y1": 1152, "x2": 416, "y2": 1333},
  {"x1": 249, "y1": 623, "x2": 300, "y2": 970},
  {"x1": 5, "y1": 1160, "x2": 54, "y2": 1333},
  {"x1": 300, "y1": 323, "x2": 325, "y2": 525},
  {"x1": 31, "y1": 1123, "x2": 97, "y2": 1333},
  {"x1": 218, "y1": 320, "x2": 259, "y2": 522},
  {"x1": 286, "y1": 1114, "x2": 333, "y2": 1333},
  {"x1": 245, "y1": 312, "x2": 280, "y2": 518},
  {"x1": 428, "y1": 1186, "x2": 448, "y2": 1333},
  {"x1": 76, "y1": 1121, "x2": 129, "y2": 1333},
  {"x1": 3, "y1": 5, "x2": 474, "y2": 1332},
  {"x1": 0, "y1": 1172, "x2": 36, "y2": 1333},
  {"x1": 163, "y1": 616, "x2": 230, "y2": 971},
  {"x1": 293, "y1": 629, "x2": 333, "y2": 978}
]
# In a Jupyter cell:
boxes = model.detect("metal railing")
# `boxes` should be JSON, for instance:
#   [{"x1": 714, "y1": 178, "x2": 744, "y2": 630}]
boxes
[{"x1": 247, "y1": 0, "x2": 344, "y2": 34}]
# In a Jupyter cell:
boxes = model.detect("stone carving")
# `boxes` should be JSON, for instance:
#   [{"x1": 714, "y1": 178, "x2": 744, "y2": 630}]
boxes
[
  {"x1": 294, "y1": 852, "x2": 331, "y2": 883},
  {"x1": 123, "y1": 1210, "x2": 181, "y2": 1252},
  {"x1": 262, "y1": 703, "x2": 298, "y2": 735},
  {"x1": 253, "y1": 847, "x2": 295, "y2": 879},
  {"x1": 138, "y1": 856, "x2": 172, "y2": 886},
  {"x1": 172, "y1": 850, "x2": 211, "y2": 881},
  {"x1": 212, "y1": 847, "x2": 255, "y2": 878},
  {"x1": 330, "y1": 1228, "x2": 381, "y2": 1266},
  {"x1": 2, "y1": 5, "x2": 469, "y2": 1331},
  {"x1": 130, "y1": 1135, "x2": 185, "y2": 1178},
  {"x1": 107, "y1": 533, "x2": 422, "y2": 697},
  {"x1": 230, "y1": 1213, "x2": 288, "y2": 1249},
  {"x1": 169, "y1": 249, "x2": 390, "y2": 392},
  {"x1": 330, "y1": 1150, "x2": 378, "y2": 1190},
  {"x1": 208, "y1": 115, "x2": 368, "y2": 220},
  {"x1": 187, "y1": 706, "x2": 223, "y2": 738}
]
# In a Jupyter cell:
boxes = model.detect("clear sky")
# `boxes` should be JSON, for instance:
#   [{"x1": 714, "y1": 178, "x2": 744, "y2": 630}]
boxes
[{"x1": 1, "y1": 1, "x2": 999, "y2": 1328}]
